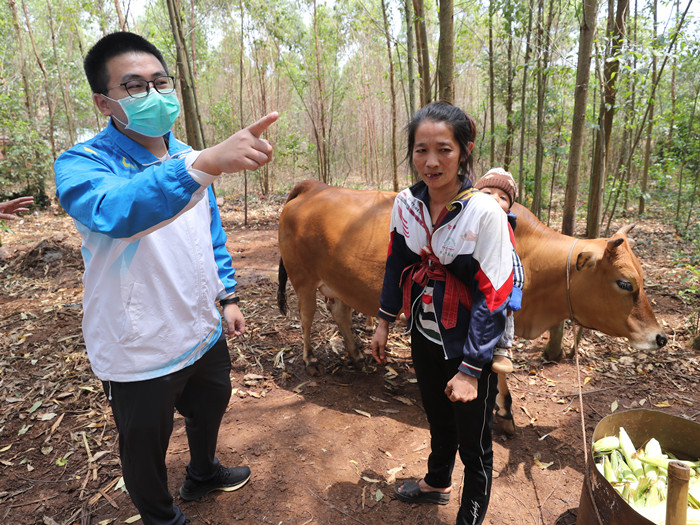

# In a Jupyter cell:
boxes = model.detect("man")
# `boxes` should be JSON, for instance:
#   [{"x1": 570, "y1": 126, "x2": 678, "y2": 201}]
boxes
[{"x1": 54, "y1": 32, "x2": 277, "y2": 525}]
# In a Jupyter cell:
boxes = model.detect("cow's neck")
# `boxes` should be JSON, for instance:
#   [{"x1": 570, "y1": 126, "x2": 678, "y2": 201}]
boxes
[{"x1": 516, "y1": 225, "x2": 596, "y2": 339}]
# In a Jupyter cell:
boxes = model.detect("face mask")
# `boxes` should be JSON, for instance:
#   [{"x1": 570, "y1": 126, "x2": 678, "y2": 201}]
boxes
[{"x1": 106, "y1": 91, "x2": 181, "y2": 137}]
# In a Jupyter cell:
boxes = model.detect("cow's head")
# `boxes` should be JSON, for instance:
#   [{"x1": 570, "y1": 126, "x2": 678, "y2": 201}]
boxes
[{"x1": 572, "y1": 225, "x2": 667, "y2": 350}]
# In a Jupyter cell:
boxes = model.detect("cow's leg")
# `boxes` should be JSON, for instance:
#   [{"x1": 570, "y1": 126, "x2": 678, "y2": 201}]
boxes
[
  {"x1": 327, "y1": 298, "x2": 364, "y2": 369},
  {"x1": 494, "y1": 372, "x2": 516, "y2": 436},
  {"x1": 297, "y1": 288, "x2": 323, "y2": 376}
]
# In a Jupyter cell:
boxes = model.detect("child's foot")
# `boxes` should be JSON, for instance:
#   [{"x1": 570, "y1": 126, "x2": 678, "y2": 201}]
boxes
[{"x1": 492, "y1": 348, "x2": 513, "y2": 374}]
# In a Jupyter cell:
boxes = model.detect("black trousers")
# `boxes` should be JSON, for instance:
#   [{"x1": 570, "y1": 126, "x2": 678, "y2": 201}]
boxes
[
  {"x1": 411, "y1": 328, "x2": 497, "y2": 525},
  {"x1": 102, "y1": 336, "x2": 232, "y2": 525}
]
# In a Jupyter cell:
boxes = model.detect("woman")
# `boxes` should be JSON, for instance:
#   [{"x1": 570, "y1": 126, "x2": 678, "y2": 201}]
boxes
[{"x1": 371, "y1": 102, "x2": 514, "y2": 525}]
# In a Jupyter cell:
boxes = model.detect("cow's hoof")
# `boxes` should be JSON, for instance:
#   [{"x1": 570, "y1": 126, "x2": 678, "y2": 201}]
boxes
[
  {"x1": 305, "y1": 362, "x2": 324, "y2": 376},
  {"x1": 350, "y1": 356, "x2": 365, "y2": 371},
  {"x1": 494, "y1": 413, "x2": 516, "y2": 437}
]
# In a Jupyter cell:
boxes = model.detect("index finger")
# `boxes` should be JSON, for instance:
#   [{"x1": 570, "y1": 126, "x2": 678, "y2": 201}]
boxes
[{"x1": 247, "y1": 111, "x2": 279, "y2": 138}]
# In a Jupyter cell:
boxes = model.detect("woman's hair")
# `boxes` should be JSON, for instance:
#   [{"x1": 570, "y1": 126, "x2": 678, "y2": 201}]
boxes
[
  {"x1": 84, "y1": 32, "x2": 169, "y2": 94},
  {"x1": 406, "y1": 101, "x2": 478, "y2": 183}
]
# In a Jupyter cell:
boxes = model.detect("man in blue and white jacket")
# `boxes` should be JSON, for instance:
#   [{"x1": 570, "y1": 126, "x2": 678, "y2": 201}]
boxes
[{"x1": 54, "y1": 32, "x2": 277, "y2": 525}]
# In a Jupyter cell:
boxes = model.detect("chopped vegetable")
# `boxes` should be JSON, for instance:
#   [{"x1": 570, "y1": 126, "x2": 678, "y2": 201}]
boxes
[{"x1": 593, "y1": 426, "x2": 700, "y2": 525}]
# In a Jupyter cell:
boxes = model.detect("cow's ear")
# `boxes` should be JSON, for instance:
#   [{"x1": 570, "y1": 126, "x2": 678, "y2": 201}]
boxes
[
  {"x1": 576, "y1": 251, "x2": 598, "y2": 270},
  {"x1": 605, "y1": 237, "x2": 625, "y2": 256}
]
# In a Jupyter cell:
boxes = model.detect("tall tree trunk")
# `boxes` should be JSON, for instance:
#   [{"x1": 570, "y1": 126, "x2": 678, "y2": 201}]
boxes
[
  {"x1": 639, "y1": 0, "x2": 656, "y2": 215},
  {"x1": 488, "y1": 0, "x2": 495, "y2": 164},
  {"x1": 503, "y1": 4, "x2": 515, "y2": 171},
  {"x1": 517, "y1": 0, "x2": 535, "y2": 200},
  {"x1": 562, "y1": 0, "x2": 598, "y2": 236},
  {"x1": 437, "y1": 0, "x2": 454, "y2": 103},
  {"x1": 190, "y1": 0, "x2": 197, "y2": 77},
  {"x1": 381, "y1": 0, "x2": 399, "y2": 191},
  {"x1": 7, "y1": 0, "x2": 32, "y2": 120},
  {"x1": 667, "y1": 0, "x2": 679, "y2": 145},
  {"x1": 166, "y1": 0, "x2": 205, "y2": 150},
  {"x1": 404, "y1": 0, "x2": 416, "y2": 118},
  {"x1": 532, "y1": 0, "x2": 554, "y2": 218},
  {"x1": 413, "y1": 0, "x2": 430, "y2": 107},
  {"x1": 312, "y1": 0, "x2": 329, "y2": 183},
  {"x1": 69, "y1": 11, "x2": 102, "y2": 131},
  {"x1": 47, "y1": 0, "x2": 77, "y2": 146},
  {"x1": 587, "y1": 0, "x2": 628, "y2": 237},
  {"x1": 253, "y1": 44, "x2": 270, "y2": 195},
  {"x1": 114, "y1": 0, "x2": 127, "y2": 30},
  {"x1": 238, "y1": 0, "x2": 248, "y2": 225},
  {"x1": 21, "y1": 0, "x2": 57, "y2": 159}
]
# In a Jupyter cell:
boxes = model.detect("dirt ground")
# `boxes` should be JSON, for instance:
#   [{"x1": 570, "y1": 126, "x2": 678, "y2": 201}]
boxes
[{"x1": 1, "y1": 192, "x2": 698, "y2": 525}]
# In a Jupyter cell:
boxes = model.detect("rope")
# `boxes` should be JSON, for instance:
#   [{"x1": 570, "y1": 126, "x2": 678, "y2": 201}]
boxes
[
  {"x1": 566, "y1": 239, "x2": 578, "y2": 322},
  {"x1": 568, "y1": 241, "x2": 604, "y2": 524}
]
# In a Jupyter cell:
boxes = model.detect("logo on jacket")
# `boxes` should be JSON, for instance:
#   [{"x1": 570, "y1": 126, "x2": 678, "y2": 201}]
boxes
[{"x1": 461, "y1": 230, "x2": 478, "y2": 242}]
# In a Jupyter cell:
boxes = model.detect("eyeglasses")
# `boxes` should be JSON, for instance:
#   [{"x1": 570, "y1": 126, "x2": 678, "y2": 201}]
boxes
[{"x1": 104, "y1": 75, "x2": 176, "y2": 98}]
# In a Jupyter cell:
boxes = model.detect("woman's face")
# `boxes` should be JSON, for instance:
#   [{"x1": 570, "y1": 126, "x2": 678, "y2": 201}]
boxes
[{"x1": 412, "y1": 120, "x2": 463, "y2": 194}]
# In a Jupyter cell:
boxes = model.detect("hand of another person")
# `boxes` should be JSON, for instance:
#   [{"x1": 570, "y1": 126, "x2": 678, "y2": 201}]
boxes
[
  {"x1": 371, "y1": 318, "x2": 390, "y2": 365},
  {"x1": 194, "y1": 112, "x2": 279, "y2": 175},
  {"x1": 444, "y1": 371, "x2": 478, "y2": 403},
  {"x1": 222, "y1": 304, "x2": 246, "y2": 337},
  {"x1": 0, "y1": 196, "x2": 34, "y2": 220}
]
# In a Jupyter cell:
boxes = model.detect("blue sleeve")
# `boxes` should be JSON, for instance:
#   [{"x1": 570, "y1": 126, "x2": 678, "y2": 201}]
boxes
[
  {"x1": 208, "y1": 186, "x2": 238, "y2": 295},
  {"x1": 54, "y1": 146, "x2": 201, "y2": 239},
  {"x1": 509, "y1": 286, "x2": 522, "y2": 311},
  {"x1": 377, "y1": 230, "x2": 418, "y2": 322}
]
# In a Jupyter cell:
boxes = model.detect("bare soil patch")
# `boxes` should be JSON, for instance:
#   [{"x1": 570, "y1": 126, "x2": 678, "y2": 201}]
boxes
[{"x1": 1, "y1": 195, "x2": 698, "y2": 525}]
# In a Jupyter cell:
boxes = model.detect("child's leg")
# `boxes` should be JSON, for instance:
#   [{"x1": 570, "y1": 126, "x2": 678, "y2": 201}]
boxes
[{"x1": 492, "y1": 313, "x2": 514, "y2": 374}]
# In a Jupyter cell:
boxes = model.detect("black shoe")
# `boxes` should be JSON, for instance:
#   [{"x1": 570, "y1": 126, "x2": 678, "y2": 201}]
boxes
[{"x1": 179, "y1": 464, "x2": 251, "y2": 501}]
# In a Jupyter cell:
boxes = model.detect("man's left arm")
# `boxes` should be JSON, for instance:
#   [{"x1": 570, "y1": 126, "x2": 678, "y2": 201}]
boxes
[{"x1": 208, "y1": 188, "x2": 245, "y2": 337}]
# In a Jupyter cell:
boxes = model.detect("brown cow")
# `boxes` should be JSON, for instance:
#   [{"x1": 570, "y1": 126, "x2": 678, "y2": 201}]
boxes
[{"x1": 277, "y1": 180, "x2": 667, "y2": 430}]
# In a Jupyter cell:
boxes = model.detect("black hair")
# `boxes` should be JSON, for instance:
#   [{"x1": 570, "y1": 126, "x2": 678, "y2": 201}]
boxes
[
  {"x1": 84, "y1": 32, "x2": 168, "y2": 94},
  {"x1": 406, "y1": 101, "x2": 478, "y2": 183}
]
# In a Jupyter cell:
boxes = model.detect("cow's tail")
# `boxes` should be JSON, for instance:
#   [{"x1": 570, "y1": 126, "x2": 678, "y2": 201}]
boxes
[{"x1": 277, "y1": 257, "x2": 289, "y2": 316}]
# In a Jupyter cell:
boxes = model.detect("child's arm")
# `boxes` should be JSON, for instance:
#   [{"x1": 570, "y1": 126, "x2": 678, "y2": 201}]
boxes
[{"x1": 509, "y1": 248, "x2": 524, "y2": 311}]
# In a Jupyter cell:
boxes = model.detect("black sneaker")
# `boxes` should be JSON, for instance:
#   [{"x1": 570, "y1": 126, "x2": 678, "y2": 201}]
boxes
[{"x1": 179, "y1": 464, "x2": 251, "y2": 501}]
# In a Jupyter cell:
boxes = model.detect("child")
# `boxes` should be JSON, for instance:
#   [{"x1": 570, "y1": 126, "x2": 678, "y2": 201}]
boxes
[{"x1": 474, "y1": 168, "x2": 524, "y2": 374}]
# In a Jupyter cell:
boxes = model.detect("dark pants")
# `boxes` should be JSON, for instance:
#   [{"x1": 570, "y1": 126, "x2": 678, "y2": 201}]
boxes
[
  {"x1": 411, "y1": 328, "x2": 497, "y2": 525},
  {"x1": 102, "y1": 336, "x2": 232, "y2": 525}
]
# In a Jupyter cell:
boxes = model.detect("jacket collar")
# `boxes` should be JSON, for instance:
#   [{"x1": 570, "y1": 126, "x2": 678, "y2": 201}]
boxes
[
  {"x1": 408, "y1": 178, "x2": 476, "y2": 227},
  {"x1": 104, "y1": 119, "x2": 191, "y2": 167}
]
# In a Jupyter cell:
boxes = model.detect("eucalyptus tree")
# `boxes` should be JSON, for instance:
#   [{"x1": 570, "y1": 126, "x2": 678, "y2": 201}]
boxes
[
  {"x1": 380, "y1": 0, "x2": 399, "y2": 191},
  {"x1": 414, "y1": 0, "x2": 431, "y2": 106},
  {"x1": 587, "y1": 0, "x2": 629, "y2": 237},
  {"x1": 437, "y1": 0, "x2": 454, "y2": 102},
  {"x1": 166, "y1": 0, "x2": 205, "y2": 150},
  {"x1": 562, "y1": 0, "x2": 598, "y2": 236}
]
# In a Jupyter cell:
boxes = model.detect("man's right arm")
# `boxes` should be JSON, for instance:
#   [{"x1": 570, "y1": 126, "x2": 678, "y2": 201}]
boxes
[
  {"x1": 193, "y1": 112, "x2": 278, "y2": 175},
  {"x1": 55, "y1": 148, "x2": 202, "y2": 240}
]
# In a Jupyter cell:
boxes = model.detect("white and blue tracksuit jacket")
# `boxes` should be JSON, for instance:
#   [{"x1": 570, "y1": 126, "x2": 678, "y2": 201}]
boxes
[
  {"x1": 377, "y1": 180, "x2": 513, "y2": 378},
  {"x1": 54, "y1": 121, "x2": 236, "y2": 382}
]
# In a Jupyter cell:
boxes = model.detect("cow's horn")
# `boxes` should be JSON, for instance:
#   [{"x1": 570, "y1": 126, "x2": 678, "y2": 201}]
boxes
[{"x1": 614, "y1": 223, "x2": 635, "y2": 236}]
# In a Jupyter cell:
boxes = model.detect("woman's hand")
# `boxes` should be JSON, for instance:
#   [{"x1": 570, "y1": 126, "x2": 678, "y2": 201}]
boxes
[
  {"x1": 444, "y1": 371, "x2": 478, "y2": 403},
  {"x1": 371, "y1": 318, "x2": 390, "y2": 365}
]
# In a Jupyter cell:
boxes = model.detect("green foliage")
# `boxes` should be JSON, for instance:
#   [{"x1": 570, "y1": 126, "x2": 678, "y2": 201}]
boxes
[{"x1": 0, "y1": 95, "x2": 51, "y2": 206}]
